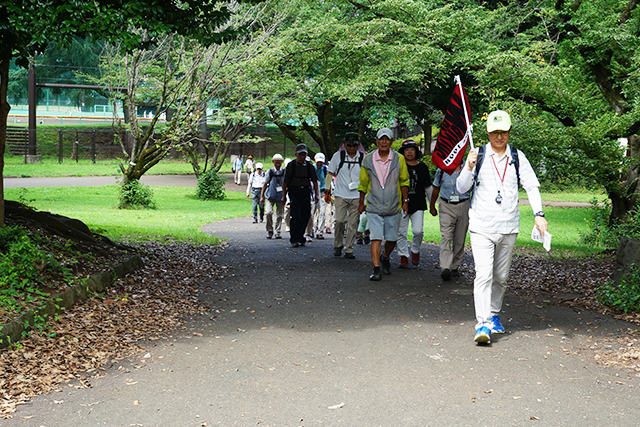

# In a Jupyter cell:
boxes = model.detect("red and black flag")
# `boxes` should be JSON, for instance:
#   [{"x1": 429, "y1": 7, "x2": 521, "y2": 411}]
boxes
[{"x1": 432, "y1": 76, "x2": 473, "y2": 174}]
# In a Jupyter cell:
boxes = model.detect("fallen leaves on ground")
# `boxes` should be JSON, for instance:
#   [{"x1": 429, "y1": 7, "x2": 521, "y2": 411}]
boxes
[
  {"x1": 459, "y1": 249, "x2": 640, "y2": 371},
  {"x1": 0, "y1": 241, "x2": 223, "y2": 418}
]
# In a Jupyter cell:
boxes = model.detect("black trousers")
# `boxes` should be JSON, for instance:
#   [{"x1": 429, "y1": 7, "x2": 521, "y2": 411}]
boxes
[{"x1": 288, "y1": 186, "x2": 311, "y2": 244}]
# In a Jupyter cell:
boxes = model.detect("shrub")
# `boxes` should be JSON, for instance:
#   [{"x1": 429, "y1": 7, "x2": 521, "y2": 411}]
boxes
[
  {"x1": 0, "y1": 226, "x2": 60, "y2": 315},
  {"x1": 196, "y1": 169, "x2": 226, "y2": 200},
  {"x1": 580, "y1": 198, "x2": 619, "y2": 248},
  {"x1": 118, "y1": 179, "x2": 156, "y2": 209},
  {"x1": 597, "y1": 264, "x2": 640, "y2": 313}
]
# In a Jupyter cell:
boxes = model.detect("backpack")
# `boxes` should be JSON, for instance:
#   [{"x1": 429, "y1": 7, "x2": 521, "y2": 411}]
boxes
[
  {"x1": 265, "y1": 167, "x2": 284, "y2": 201},
  {"x1": 473, "y1": 144, "x2": 520, "y2": 188},
  {"x1": 335, "y1": 150, "x2": 364, "y2": 176}
]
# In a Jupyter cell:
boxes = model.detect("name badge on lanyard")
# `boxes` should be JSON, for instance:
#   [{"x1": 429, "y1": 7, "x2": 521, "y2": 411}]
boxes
[{"x1": 449, "y1": 194, "x2": 460, "y2": 203}]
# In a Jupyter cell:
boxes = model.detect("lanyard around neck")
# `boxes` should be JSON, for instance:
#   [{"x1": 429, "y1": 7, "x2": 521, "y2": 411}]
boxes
[{"x1": 491, "y1": 155, "x2": 509, "y2": 184}]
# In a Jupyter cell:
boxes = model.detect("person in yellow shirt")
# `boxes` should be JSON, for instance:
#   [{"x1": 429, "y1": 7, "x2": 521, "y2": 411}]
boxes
[{"x1": 358, "y1": 128, "x2": 410, "y2": 281}]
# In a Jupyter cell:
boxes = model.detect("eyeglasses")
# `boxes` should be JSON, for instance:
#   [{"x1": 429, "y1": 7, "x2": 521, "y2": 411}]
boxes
[{"x1": 489, "y1": 130, "x2": 510, "y2": 137}]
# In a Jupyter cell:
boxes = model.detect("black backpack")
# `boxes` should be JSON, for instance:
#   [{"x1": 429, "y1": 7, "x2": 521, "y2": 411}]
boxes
[
  {"x1": 335, "y1": 150, "x2": 364, "y2": 175},
  {"x1": 473, "y1": 144, "x2": 520, "y2": 188}
]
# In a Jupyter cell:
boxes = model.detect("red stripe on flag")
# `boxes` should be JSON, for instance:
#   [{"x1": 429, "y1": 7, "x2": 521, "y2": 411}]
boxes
[{"x1": 432, "y1": 82, "x2": 471, "y2": 174}]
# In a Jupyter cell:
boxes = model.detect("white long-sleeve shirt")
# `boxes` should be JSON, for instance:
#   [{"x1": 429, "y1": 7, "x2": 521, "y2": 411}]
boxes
[{"x1": 456, "y1": 144, "x2": 542, "y2": 234}]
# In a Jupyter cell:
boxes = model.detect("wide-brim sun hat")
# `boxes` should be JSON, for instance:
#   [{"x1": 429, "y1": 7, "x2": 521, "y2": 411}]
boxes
[
  {"x1": 272, "y1": 153, "x2": 284, "y2": 161},
  {"x1": 344, "y1": 132, "x2": 360, "y2": 146},
  {"x1": 398, "y1": 140, "x2": 422, "y2": 159},
  {"x1": 486, "y1": 110, "x2": 512, "y2": 133}
]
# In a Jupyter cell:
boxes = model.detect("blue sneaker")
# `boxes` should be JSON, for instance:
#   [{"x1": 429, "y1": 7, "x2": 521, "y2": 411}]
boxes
[
  {"x1": 474, "y1": 326, "x2": 491, "y2": 344},
  {"x1": 490, "y1": 315, "x2": 505, "y2": 334}
]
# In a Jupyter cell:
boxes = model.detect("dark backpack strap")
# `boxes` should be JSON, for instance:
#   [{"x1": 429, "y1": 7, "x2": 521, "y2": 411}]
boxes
[
  {"x1": 510, "y1": 145, "x2": 521, "y2": 186},
  {"x1": 473, "y1": 144, "x2": 520, "y2": 187},
  {"x1": 335, "y1": 150, "x2": 347, "y2": 175},
  {"x1": 473, "y1": 145, "x2": 486, "y2": 187}
]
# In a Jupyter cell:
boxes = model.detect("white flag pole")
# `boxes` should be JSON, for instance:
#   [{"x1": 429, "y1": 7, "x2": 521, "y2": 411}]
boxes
[{"x1": 454, "y1": 75, "x2": 474, "y2": 149}]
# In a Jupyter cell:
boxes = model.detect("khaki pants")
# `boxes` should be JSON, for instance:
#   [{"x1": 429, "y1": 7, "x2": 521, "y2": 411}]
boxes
[
  {"x1": 334, "y1": 197, "x2": 360, "y2": 254},
  {"x1": 265, "y1": 199, "x2": 285, "y2": 234},
  {"x1": 438, "y1": 198, "x2": 470, "y2": 270}
]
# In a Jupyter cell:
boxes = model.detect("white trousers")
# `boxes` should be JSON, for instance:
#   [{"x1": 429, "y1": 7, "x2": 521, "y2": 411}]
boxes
[
  {"x1": 234, "y1": 169, "x2": 242, "y2": 184},
  {"x1": 313, "y1": 193, "x2": 327, "y2": 235},
  {"x1": 396, "y1": 210, "x2": 424, "y2": 257},
  {"x1": 469, "y1": 230, "x2": 517, "y2": 330}
]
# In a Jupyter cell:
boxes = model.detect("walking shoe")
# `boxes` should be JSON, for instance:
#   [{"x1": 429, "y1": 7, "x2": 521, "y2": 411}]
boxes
[
  {"x1": 290, "y1": 242, "x2": 300, "y2": 248},
  {"x1": 252, "y1": 219, "x2": 258, "y2": 224},
  {"x1": 305, "y1": 235, "x2": 313, "y2": 242},
  {"x1": 274, "y1": 233, "x2": 282, "y2": 239},
  {"x1": 398, "y1": 256, "x2": 409, "y2": 268},
  {"x1": 344, "y1": 253, "x2": 355, "y2": 259},
  {"x1": 316, "y1": 234, "x2": 324, "y2": 240},
  {"x1": 334, "y1": 247, "x2": 343, "y2": 257},
  {"x1": 326, "y1": 227, "x2": 332, "y2": 234},
  {"x1": 369, "y1": 266, "x2": 382, "y2": 281},
  {"x1": 299, "y1": 241, "x2": 306, "y2": 247},
  {"x1": 267, "y1": 231, "x2": 273, "y2": 239},
  {"x1": 356, "y1": 238, "x2": 364, "y2": 245},
  {"x1": 474, "y1": 326, "x2": 491, "y2": 344},
  {"x1": 410, "y1": 251, "x2": 420, "y2": 266},
  {"x1": 260, "y1": 217, "x2": 264, "y2": 223},
  {"x1": 441, "y1": 268, "x2": 451, "y2": 281},
  {"x1": 380, "y1": 254, "x2": 391, "y2": 275},
  {"x1": 489, "y1": 315, "x2": 505, "y2": 334},
  {"x1": 363, "y1": 235, "x2": 370, "y2": 244},
  {"x1": 452, "y1": 269, "x2": 460, "y2": 278}
]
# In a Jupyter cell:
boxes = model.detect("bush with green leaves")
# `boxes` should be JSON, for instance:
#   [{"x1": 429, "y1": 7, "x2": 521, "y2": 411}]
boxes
[
  {"x1": 196, "y1": 169, "x2": 226, "y2": 200},
  {"x1": 118, "y1": 179, "x2": 156, "y2": 209},
  {"x1": 0, "y1": 226, "x2": 59, "y2": 315},
  {"x1": 579, "y1": 198, "x2": 640, "y2": 248},
  {"x1": 597, "y1": 264, "x2": 640, "y2": 314}
]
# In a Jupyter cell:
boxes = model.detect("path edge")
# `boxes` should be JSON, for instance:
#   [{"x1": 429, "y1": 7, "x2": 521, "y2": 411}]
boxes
[{"x1": 0, "y1": 255, "x2": 144, "y2": 349}]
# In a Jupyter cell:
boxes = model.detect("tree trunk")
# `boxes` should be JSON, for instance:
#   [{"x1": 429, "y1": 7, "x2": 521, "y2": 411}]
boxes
[
  {"x1": 0, "y1": 54, "x2": 10, "y2": 225},
  {"x1": 315, "y1": 100, "x2": 337, "y2": 155},
  {"x1": 611, "y1": 134, "x2": 640, "y2": 224},
  {"x1": 358, "y1": 97, "x2": 370, "y2": 144}
]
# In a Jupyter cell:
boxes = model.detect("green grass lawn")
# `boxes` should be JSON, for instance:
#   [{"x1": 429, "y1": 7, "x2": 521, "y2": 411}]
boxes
[
  {"x1": 6, "y1": 185, "x2": 599, "y2": 255},
  {"x1": 419, "y1": 204, "x2": 598, "y2": 256},
  {"x1": 5, "y1": 186, "x2": 251, "y2": 244},
  {"x1": 4, "y1": 155, "x2": 239, "y2": 177}
]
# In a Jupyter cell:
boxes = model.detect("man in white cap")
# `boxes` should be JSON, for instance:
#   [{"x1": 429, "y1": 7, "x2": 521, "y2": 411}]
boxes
[
  {"x1": 282, "y1": 144, "x2": 320, "y2": 248},
  {"x1": 246, "y1": 162, "x2": 265, "y2": 223},
  {"x1": 358, "y1": 128, "x2": 410, "y2": 280},
  {"x1": 261, "y1": 154, "x2": 286, "y2": 239},
  {"x1": 456, "y1": 110, "x2": 549, "y2": 345}
]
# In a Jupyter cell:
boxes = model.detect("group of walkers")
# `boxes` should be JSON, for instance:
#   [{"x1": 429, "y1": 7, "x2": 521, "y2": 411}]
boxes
[{"x1": 244, "y1": 110, "x2": 549, "y2": 345}]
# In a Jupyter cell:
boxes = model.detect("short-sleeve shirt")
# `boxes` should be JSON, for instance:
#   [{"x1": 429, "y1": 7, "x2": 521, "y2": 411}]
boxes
[
  {"x1": 327, "y1": 151, "x2": 362, "y2": 199},
  {"x1": 407, "y1": 162, "x2": 432, "y2": 214},
  {"x1": 284, "y1": 159, "x2": 317, "y2": 187},
  {"x1": 433, "y1": 168, "x2": 471, "y2": 201}
]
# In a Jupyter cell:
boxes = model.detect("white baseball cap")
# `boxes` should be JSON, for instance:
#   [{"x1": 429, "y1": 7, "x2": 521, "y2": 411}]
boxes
[
  {"x1": 314, "y1": 153, "x2": 325, "y2": 163},
  {"x1": 376, "y1": 128, "x2": 393, "y2": 140},
  {"x1": 486, "y1": 110, "x2": 512, "y2": 132},
  {"x1": 256, "y1": 163, "x2": 263, "y2": 169}
]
